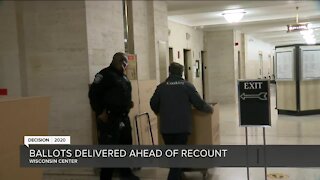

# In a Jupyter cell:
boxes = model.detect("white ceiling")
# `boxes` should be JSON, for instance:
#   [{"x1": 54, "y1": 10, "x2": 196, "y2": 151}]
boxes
[{"x1": 167, "y1": 1, "x2": 320, "y2": 46}]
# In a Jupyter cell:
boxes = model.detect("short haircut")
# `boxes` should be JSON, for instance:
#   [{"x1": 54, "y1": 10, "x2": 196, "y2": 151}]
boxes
[
  {"x1": 112, "y1": 52, "x2": 127, "y2": 63},
  {"x1": 169, "y1": 62, "x2": 184, "y2": 77}
]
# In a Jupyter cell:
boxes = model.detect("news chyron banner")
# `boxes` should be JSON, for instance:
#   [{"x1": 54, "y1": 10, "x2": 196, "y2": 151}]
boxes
[{"x1": 21, "y1": 136, "x2": 320, "y2": 168}]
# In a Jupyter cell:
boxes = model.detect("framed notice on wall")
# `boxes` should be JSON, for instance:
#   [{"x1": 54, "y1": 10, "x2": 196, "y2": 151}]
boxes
[
  {"x1": 300, "y1": 46, "x2": 320, "y2": 80},
  {"x1": 275, "y1": 47, "x2": 295, "y2": 80}
]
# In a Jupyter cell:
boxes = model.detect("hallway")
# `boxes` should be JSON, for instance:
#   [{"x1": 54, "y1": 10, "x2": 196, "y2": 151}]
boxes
[{"x1": 44, "y1": 85, "x2": 320, "y2": 180}]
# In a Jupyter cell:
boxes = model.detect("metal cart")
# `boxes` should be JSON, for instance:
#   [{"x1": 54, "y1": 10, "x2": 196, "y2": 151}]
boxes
[{"x1": 134, "y1": 112, "x2": 210, "y2": 179}]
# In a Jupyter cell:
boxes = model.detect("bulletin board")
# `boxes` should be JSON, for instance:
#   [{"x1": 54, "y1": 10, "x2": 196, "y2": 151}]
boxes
[
  {"x1": 300, "y1": 46, "x2": 320, "y2": 80},
  {"x1": 275, "y1": 47, "x2": 295, "y2": 80}
]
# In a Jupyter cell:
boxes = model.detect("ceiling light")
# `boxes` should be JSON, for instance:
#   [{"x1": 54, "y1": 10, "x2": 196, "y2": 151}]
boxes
[
  {"x1": 287, "y1": 6, "x2": 310, "y2": 33},
  {"x1": 300, "y1": 29, "x2": 313, "y2": 35},
  {"x1": 301, "y1": 29, "x2": 316, "y2": 44},
  {"x1": 222, "y1": 9, "x2": 246, "y2": 23},
  {"x1": 303, "y1": 34, "x2": 315, "y2": 40},
  {"x1": 306, "y1": 39, "x2": 316, "y2": 44}
]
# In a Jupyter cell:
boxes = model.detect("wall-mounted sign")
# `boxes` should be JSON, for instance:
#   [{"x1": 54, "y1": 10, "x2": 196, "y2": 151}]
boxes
[
  {"x1": 287, "y1": 23, "x2": 308, "y2": 32},
  {"x1": 126, "y1": 54, "x2": 137, "y2": 80},
  {"x1": 238, "y1": 80, "x2": 271, "y2": 126}
]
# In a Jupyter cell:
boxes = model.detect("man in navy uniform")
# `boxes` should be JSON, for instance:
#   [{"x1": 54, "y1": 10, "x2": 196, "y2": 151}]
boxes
[
  {"x1": 150, "y1": 62, "x2": 213, "y2": 180},
  {"x1": 89, "y1": 52, "x2": 139, "y2": 180}
]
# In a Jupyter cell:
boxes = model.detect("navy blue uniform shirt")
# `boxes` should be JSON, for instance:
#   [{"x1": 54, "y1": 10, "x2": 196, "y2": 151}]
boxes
[
  {"x1": 150, "y1": 75, "x2": 213, "y2": 134},
  {"x1": 89, "y1": 66, "x2": 132, "y2": 115}
]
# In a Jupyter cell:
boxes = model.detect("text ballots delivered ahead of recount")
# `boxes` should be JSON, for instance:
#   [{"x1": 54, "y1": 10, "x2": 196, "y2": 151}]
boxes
[{"x1": 238, "y1": 80, "x2": 271, "y2": 126}]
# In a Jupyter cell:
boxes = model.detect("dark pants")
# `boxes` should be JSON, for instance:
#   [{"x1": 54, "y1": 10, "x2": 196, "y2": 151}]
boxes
[
  {"x1": 162, "y1": 133, "x2": 189, "y2": 180},
  {"x1": 97, "y1": 114, "x2": 133, "y2": 180}
]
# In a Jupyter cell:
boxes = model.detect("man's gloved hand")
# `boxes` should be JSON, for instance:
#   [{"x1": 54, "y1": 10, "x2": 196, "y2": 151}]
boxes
[
  {"x1": 97, "y1": 110, "x2": 108, "y2": 123},
  {"x1": 130, "y1": 101, "x2": 134, "y2": 109},
  {"x1": 209, "y1": 105, "x2": 214, "y2": 114}
]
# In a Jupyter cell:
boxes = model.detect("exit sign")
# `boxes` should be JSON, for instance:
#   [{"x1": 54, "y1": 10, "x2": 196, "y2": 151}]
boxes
[
  {"x1": 238, "y1": 80, "x2": 271, "y2": 126},
  {"x1": 0, "y1": 88, "x2": 8, "y2": 96},
  {"x1": 287, "y1": 23, "x2": 309, "y2": 32}
]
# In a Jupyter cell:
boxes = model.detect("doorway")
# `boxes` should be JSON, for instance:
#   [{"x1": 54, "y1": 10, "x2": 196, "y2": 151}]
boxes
[
  {"x1": 169, "y1": 48, "x2": 173, "y2": 64},
  {"x1": 238, "y1": 50, "x2": 241, "y2": 79},
  {"x1": 201, "y1": 51, "x2": 206, "y2": 99},
  {"x1": 183, "y1": 49, "x2": 192, "y2": 81},
  {"x1": 259, "y1": 52, "x2": 263, "y2": 79}
]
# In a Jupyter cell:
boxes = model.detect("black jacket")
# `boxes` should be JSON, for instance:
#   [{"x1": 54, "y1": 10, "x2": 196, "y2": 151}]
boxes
[
  {"x1": 150, "y1": 75, "x2": 213, "y2": 134},
  {"x1": 88, "y1": 66, "x2": 132, "y2": 115}
]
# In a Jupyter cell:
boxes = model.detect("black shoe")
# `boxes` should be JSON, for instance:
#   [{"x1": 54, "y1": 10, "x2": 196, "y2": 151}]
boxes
[{"x1": 120, "y1": 174, "x2": 140, "y2": 180}]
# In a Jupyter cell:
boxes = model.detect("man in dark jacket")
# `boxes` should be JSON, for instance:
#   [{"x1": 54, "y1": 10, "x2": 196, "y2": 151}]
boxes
[
  {"x1": 89, "y1": 52, "x2": 139, "y2": 180},
  {"x1": 150, "y1": 62, "x2": 213, "y2": 180}
]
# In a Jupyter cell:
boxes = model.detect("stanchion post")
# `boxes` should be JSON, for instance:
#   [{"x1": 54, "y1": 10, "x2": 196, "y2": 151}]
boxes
[
  {"x1": 263, "y1": 127, "x2": 267, "y2": 180},
  {"x1": 245, "y1": 127, "x2": 250, "y2": 180}
]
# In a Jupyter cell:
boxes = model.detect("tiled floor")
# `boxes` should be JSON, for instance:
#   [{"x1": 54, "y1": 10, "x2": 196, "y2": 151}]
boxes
[{"x1": 44, "y1": 85, "x2": 320, "y2": 180}]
